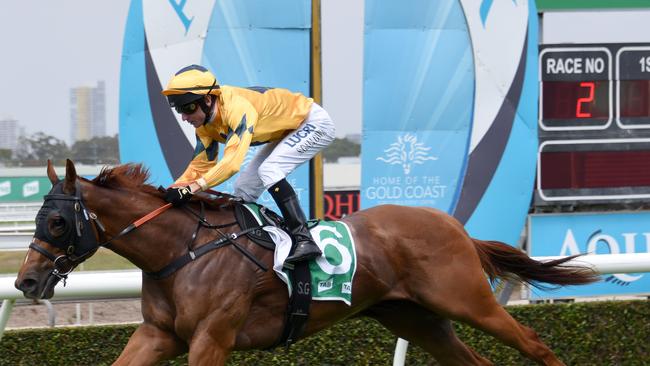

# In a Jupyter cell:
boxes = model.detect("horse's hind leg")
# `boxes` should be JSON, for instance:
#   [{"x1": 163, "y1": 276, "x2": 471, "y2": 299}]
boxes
[
  {"x1": 417, "y1": 270, "x2": 564, "y2": 365},
  {"x1": 455, "y1": 300, "x2": 564, "y2": 366},
  {"x1": 366, "y1": 301, "x2": 492, "y2": 366}
]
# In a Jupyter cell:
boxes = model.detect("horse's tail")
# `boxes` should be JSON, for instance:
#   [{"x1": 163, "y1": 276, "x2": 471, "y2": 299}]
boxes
[{"x1": 473, "y1": 239, "x2": 599, "y2": 290}]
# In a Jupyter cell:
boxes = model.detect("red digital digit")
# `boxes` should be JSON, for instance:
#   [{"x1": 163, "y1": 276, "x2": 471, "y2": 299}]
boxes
[{"x1": 576, "y1": 82, "x2": 594, "y2": 118}]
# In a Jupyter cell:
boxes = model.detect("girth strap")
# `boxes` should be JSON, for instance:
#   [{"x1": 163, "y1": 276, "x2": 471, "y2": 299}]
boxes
[
  {"x1": 275, "y1": 260, "x2": 312, "y2": 348},
  {"x1": 144, "y1": 227, "x2": 261, "y2": 280}
]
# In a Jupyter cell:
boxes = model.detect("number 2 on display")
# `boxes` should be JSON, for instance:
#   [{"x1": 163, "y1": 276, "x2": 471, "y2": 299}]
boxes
[{"x1": 576, "y1": 82, "x2": 594, "y2": 118}]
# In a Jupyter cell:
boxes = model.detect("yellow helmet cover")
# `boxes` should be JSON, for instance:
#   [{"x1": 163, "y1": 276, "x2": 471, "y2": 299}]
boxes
[{"x1": 162, "y1": 65, "x2": 220, "y2": 96}]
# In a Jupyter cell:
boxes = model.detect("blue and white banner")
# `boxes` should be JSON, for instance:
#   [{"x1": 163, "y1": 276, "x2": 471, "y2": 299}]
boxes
[
  {"x1": 529, "y1": 212, "x2": 650, "y2": 299},
  {"x1": 361, "y1": 0, "x2": 538, "y2": 245},
  {"x1": 362, "y1": 131, "x2": 464, "y2": 211},
  {"x1": 119, "y1": 0, "x2": 312, "y2": 213}
]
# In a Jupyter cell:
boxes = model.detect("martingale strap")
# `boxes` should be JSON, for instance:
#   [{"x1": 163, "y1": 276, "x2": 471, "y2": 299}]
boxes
[{"x1": 144, "y1": 226, "x2": 262, "y2": 280}]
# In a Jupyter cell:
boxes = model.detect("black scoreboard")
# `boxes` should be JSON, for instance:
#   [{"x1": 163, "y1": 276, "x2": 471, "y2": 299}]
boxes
[{"x1": 537, "y1": 44, "x2": 650, "y2": 206}]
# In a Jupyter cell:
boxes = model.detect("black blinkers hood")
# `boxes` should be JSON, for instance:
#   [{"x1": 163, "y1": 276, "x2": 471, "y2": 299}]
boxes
[{"x1": 34, "y1": 181, "x2": 98, "y2": 257}]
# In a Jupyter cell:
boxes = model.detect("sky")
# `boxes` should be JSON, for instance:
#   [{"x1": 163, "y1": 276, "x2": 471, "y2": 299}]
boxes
[
  {"x1": 0, "y1": 1, "x2": 130, "y2": 144},
  {"x1": 0, "y1": 0, "x2": 364, "y2": 146},
  {"x1": 3, "y1": 2, "x2": 650, "y2": 147}
]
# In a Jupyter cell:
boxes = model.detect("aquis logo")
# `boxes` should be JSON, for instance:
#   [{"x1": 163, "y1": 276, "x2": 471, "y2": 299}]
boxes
[
  {"x1": 560, "y1": 228, "x2": 646, "y2": 286},
  {"x1": 376, "y1": 134, "x2": 438, "y2": 175}
]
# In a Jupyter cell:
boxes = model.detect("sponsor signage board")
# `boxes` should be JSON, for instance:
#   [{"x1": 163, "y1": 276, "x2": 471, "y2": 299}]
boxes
[
  {"x1": 119, "y1": 0, "x2": 312, "y2": 214},
  {"x1": 529, "y1": 211, "x2": 650, "y2": 299},
  {"x1": 362, "y1": 131, "x2": 461, "y2": 212},
  {"x1": 324, "y1": 190, "x2": 360, "y2": 220},
  {"x1": 361, "y1": 0, "x2": 539, "y2": 245},
  {"x1": 0, "y1": 177, "x2": 51, "y2": 202}
]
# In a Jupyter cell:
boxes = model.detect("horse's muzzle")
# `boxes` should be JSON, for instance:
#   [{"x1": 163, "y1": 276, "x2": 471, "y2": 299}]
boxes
[{"x1": 15, "y1": 274, "x2": 56, "y2": 300}]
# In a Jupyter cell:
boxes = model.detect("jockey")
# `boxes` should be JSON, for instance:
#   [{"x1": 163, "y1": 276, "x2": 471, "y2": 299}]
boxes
[{"x1": 161, "y1": 64, "x2": 335, "y2": 265}]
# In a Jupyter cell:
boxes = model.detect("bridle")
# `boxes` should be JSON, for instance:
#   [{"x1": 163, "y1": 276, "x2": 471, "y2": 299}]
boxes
[
  {"x1": 29, "y1": 181, "x2": 268, "y2": 290},
  {"x1": 29, "y1": 181, "x2": 104, "y2": 286},
  {"x1": 29, "y1": 180, "x2": 170, "y2": 287}
]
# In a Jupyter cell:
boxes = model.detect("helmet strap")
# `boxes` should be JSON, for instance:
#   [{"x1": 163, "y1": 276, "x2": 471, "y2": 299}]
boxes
[
  {"x1": 201, "y1": 80, "x2": 218, "y2": 125},
  {"x1": 200, "y1": 95, "x2": 216, "y2": 125}
]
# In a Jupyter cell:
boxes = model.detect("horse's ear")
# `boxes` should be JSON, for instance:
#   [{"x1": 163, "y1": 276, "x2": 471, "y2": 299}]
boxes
[
  {"x1": 46, "y1": 160, "x2": 60, "y2": 185},
  {"x1": 62, "y1": 159, "x2": 77, "y2": 195}
]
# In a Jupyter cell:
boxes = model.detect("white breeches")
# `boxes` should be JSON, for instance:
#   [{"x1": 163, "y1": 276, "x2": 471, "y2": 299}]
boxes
[{"x1": 233, "y1": 103, "x2": 336, "y2": 201}]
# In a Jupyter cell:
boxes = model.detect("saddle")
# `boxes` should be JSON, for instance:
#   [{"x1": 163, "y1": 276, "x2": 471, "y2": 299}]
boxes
[
  {"x1": 232, "y1": 201, "x2": 313, "y2": 348},
  {"x1": 233, "y1": 202, "x2": 281, "y2": 250}
]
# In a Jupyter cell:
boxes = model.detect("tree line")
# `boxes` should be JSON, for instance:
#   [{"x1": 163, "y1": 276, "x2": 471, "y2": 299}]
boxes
[
  {"x1": 0, "y1": 133, "x2": 120, "y2": 167},
  {"x1": 0, "y1": 133, "x2": 359, "y2": 167},
  {"x1": 322, "y1": 138, "x2": 360, "y2": 162}
]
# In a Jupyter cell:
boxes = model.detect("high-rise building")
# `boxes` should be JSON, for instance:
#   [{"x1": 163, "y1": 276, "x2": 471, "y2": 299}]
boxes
[
  {"x1": 70, "y1": 81, "x2": 106, "y2": 144},
  {"x1": 0, "y1": 118, "x2": 20, "y2": 151}
]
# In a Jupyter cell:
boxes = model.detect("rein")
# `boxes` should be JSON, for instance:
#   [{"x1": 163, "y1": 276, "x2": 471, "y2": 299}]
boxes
[{"x1": 31, "y1": 183, "x2": 269, "y2": 286}]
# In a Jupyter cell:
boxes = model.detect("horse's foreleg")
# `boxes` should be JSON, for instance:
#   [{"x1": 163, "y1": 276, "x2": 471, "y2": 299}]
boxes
[
  {"x1": 366, "y1": 301, "x2": 492, "y2": 366},
  {"x1": 187, "y1": 329, "x2": 236, "y2": 366},
  {"x1": 112, "y1": 322, "x2": 186, "y2": 365}
]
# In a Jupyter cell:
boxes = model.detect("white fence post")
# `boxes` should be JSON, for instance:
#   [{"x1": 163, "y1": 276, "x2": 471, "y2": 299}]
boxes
[
  {"x1": 393, "y1": 338, "x2": 409, "y2": 366},
  {"x1": 0, "y1": 299, "x2": 15, "y2": 341}
]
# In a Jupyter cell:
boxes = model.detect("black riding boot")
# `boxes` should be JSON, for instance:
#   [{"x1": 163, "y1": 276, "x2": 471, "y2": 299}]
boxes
[{"x1": 268, "y1": 179, "x2": 322, "y2": 264}]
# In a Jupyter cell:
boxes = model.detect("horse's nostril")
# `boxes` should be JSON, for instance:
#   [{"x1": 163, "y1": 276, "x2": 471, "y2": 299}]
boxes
[{"x1": 18, "y1": 278, "x2": 37, "y2": 292}]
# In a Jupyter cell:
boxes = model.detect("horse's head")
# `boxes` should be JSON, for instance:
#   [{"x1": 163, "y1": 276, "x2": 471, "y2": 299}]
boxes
[{"x1": 15, "y1": 159, "x2": 102, "y2": 299}]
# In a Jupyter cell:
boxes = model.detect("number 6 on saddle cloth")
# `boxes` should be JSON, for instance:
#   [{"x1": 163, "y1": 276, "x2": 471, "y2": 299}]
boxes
[{"x1": 233, "y1": 202, "x2": 358, "y2": 347}]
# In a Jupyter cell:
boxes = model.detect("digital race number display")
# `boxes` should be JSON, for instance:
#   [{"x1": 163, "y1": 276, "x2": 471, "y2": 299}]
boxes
[
  {"x1": 542, "y1": 81, "x2": 609, "y2": 120},
  {"x1": 537, "y1": 44, "x2": 650, "y2": 203},
  {"x1": 539, "y1": 47, "x2": 612, "y2": 130},
  {"x1": 540, "y1": 45, "x2": 650, "y2": 131}
]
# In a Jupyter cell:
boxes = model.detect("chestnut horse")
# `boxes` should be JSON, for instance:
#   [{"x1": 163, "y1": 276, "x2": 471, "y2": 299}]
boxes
[{"x1": 15, "y1": 160, "x2": 597, "y2": 366}]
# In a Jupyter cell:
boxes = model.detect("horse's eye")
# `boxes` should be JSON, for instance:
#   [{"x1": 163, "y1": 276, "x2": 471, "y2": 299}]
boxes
[{"x1": 48, "y1": 215, "x2": 67, "y2": 236}]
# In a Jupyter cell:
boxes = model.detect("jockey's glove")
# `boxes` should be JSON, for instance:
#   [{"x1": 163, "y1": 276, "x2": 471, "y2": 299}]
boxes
[{"x1": 165, "y1": 186, "x2": 193, "y2": 206}]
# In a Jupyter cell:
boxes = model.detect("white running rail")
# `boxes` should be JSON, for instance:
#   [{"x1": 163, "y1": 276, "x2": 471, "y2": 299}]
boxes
[
  {"x1": 1, "y1": 254, "x2": 649, "y2": 344},
  {"x1": 0, "y1": 233, "x2": 33, "y2": 250},
  {"x1": 0, "y1": 270, "x2": 142, "y2": 340}
]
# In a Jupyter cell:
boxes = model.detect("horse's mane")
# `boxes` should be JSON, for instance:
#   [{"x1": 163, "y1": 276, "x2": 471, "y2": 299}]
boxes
[
  {"x1": 92, "y1": 164, "x2": 160, "y2": 195},
  {"x1": 91, "y1": 163, "x2": 234, "y2": 209}
]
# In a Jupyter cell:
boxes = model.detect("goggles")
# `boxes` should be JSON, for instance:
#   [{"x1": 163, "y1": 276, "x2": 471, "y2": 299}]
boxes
[{"x1": 175, "y1": 101, "x2": 199, "y2": 115}]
